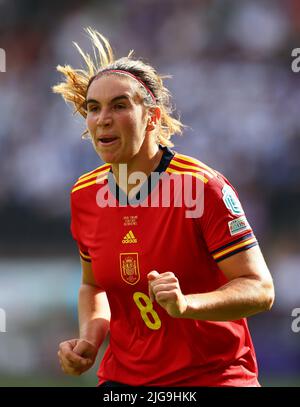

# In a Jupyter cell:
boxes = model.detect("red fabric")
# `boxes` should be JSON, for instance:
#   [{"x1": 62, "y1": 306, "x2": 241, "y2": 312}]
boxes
[{"x1": 70, "y1": 153, "x2": 259, "y2": 386}]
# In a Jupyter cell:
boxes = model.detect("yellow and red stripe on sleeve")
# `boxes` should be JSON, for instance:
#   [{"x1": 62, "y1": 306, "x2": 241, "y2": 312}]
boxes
[
  {"x1": 166, "y1": 156, "x2": 216, "y2": 184},
  {"x1": 211, "y1": 233, "x2": 258, "y2": 262},
  {"x1": 165, "y1": 154, "x2": 220, "y2": 184},
  {"x1": 72, "y1": 164, "x2": 111, "y2": 194},
  {"x1": 172, "y1": 154, "x2": 218, "y2": 178},
  {"x1": 166, "y1": 166, "x2": 209, "y2": 184},
  {"x1": 77, "y1": 163, "x2": 111, "y2": 181},
  {"x1": 79, "y1": 249, "x2": 92, "y2": 263}
]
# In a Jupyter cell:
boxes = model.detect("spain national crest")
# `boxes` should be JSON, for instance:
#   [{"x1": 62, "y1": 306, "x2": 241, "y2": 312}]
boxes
[{"x1": 120, "y1": 253, "x2": 140, "y2": 285}]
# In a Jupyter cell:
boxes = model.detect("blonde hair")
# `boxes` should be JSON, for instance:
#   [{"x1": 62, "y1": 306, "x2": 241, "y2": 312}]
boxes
[{"x1": 52, "y1": 28, "x2": 184, "y2": 146}]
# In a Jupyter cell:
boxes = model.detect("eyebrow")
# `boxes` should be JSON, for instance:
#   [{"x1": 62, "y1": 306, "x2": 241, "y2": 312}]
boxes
[{"x1": 86, "y1": 95, "x2": 130, "y2": 106}]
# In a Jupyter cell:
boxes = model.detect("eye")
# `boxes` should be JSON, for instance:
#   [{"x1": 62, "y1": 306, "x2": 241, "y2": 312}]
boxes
[
  {"x1": 87, "y1": 105, "x2": 99, "y2": 113},
  {"x1": 113, "y1": 103, "x2": 126, "y2": 110}
]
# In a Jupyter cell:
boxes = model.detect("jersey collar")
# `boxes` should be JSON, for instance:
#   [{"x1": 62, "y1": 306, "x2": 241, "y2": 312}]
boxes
[{"x1": 108, "y1": 145, "x2": 175, "y2": 205}]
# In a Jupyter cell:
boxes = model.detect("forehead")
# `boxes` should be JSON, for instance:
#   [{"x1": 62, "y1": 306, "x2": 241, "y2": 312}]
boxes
[{"x1": 87, "y1": 74, "x2": 139, "y2": 102}]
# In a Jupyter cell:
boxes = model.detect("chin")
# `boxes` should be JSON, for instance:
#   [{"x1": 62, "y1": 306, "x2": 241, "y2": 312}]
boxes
[{"x1": 97, "y1": 150, "x2": 121, "y2": 165}]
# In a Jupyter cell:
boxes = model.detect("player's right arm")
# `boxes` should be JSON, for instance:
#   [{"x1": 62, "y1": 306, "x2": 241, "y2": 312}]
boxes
[{"x1": 58, "y1": 259, "x2": 110, "y2": 376}]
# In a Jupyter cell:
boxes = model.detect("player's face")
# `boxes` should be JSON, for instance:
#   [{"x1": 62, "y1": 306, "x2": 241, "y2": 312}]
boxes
[{"x1": 86, "y1": 75, "x2": 149, "y2": 164}]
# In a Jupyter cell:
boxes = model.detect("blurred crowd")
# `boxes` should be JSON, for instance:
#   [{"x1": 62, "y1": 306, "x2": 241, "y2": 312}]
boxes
[
  {"x1": 0, "y1": 0, "x2": 299, "y2": 241},
  {"x1": 0, "y1": 0, "x2": 299, "y2": 384}
]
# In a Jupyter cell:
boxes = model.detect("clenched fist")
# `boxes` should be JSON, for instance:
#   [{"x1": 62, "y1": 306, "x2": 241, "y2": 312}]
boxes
[
  {"x1": 58, "y1": 338, "x2": 98, "y2": 376},
  {"x1": 147, "y1": 271, "x2": 188, "y2": 318}
]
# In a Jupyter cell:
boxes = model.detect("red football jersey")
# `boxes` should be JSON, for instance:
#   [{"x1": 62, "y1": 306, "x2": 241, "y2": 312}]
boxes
[{"x1": 71, "y1": 146, "x2": 259, "y2": 386}]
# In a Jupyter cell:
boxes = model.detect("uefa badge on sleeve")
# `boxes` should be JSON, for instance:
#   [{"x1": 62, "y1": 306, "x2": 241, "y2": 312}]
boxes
[
  {"x1": 222, "y1": 184, "x2": 244, "y2": 216},
  {"x1": 228, "y1": 216, "x2": 251, "y2": 236}
]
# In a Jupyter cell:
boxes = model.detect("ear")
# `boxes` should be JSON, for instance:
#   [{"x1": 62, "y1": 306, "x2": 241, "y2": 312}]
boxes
[
  {"x1": 152, "y1": 107, "x2": 161, "y2": 123},
  {"x1": 146, "y1": 107, "x2": 161, "y2": 131}
]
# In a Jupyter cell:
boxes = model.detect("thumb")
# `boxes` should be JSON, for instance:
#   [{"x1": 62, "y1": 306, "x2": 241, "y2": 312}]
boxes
[
  {"x1": 73, "y1": 340, "x2": 95, "y2": 359},
  {"x1": 147, "y1": 270, "x2": 160, "y2": 302}
]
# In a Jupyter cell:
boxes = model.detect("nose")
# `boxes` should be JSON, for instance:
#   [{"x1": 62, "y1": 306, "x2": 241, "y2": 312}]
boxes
[{"x1": 96, "y1": 110, "x2": 112, "y2": 128}]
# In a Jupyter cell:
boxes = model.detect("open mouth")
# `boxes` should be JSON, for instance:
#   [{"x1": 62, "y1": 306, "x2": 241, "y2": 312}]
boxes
[{"x1": 98, "y1": 137, "x2": 118, "y2": 145}]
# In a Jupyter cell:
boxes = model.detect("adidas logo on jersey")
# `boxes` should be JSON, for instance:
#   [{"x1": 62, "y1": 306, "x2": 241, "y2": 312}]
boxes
[{"x1": 122, "y1": 230, "x2": 137, "y2": 244}]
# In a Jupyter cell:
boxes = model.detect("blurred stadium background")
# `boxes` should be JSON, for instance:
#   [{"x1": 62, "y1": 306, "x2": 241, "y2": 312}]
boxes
[{"x1": 0, "y1": 0, "x2": 300, "y2": 387}]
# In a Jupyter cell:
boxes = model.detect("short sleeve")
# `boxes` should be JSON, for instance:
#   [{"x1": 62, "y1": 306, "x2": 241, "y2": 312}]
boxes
[
  {"x1": 198, "y1": 174, "x2": 258, "y2": 262},
  {"x1": 70, "y1": 192, "x2": 92, "y2": 263}
]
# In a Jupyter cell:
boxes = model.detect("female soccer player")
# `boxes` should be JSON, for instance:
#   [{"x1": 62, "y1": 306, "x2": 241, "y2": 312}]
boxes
[{"x1": 54, "y1": 28, "x2": 274, "y2": 387}]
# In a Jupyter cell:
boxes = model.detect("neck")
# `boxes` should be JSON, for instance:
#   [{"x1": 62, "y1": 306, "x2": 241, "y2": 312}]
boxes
[{"x1": 111, "y1": 142, "x2": 163, "y2": 196}]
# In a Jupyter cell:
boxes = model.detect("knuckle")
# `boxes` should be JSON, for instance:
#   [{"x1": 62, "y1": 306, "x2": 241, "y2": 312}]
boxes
[
  {"x1": 59, "y1": 341, "x2": 68, "y2": 351},
  {"x1": 166, "y1": 271, "x2": 175, "y2": 277}
]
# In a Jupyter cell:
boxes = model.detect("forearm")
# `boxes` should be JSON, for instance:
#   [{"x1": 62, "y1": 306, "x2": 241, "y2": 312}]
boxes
[
  {"x1": 78, "y1": 284, "x2": 110, "y2": 349},
  {"x1": 183, "y1": 277, "x2": 274, "y2": 321}
]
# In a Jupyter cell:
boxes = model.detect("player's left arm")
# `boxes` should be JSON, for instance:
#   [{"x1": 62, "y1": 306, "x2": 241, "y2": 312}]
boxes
[
  {"x1": 148, "y1": 245, "x2": 275, "y2": 321},
  {"x1": 184, "y1": 245, "x2": 274, "y2": 320}
]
